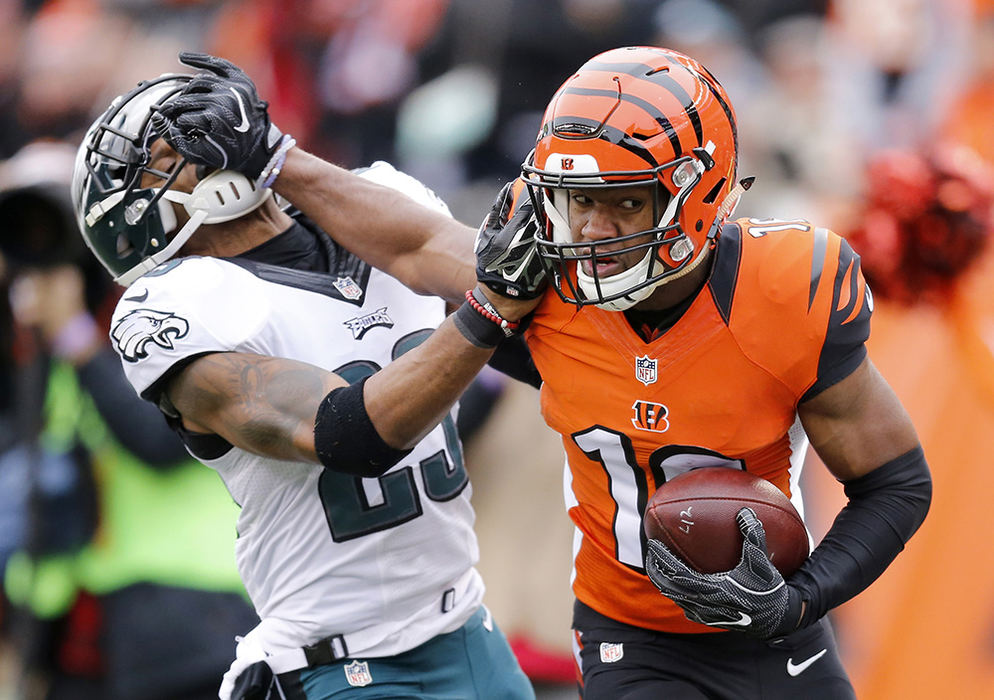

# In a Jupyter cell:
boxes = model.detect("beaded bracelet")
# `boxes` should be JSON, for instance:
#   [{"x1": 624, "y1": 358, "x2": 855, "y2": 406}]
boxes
[
  {"x1": 452, "y1": 287, "x2": 520, "y2": 348},
  {"x1": 258, "y1": 134, "x2": 297, "y2": 189},
  {"x1": 464, "y1": 288, "x2": 519, "y2": 335}
]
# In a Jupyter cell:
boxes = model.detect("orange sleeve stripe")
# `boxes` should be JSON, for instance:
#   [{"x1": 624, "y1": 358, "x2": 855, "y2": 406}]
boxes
[
  {"x1": 836, "y1": 258, "x2": 854, "y2": 311},
  {"x1": 842, "y1": 276, "x2": 866, "y2": 325}
]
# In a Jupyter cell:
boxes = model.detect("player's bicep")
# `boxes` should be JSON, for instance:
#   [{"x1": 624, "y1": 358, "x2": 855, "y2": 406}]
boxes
[
  {"x1": 166, "y1": 352, "x2": 345, "y2": 461},
  {"x1": 798, "y1": 356, "x2": 920, "y2": 482}
]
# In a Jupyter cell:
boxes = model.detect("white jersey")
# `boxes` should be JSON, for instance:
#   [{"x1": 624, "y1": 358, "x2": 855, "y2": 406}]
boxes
[{"x1": 110, "y1": 163, "x2": 484, "y2": 659}]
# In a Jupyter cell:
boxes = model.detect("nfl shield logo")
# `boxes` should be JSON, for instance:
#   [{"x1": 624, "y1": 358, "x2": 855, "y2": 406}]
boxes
[
  {"x1": 635, "y1": 355, "x2": 657, "y2": 386},
  {"x1": 344, "y1": 660, "x2": 372, "y2": 687},
  {"x1": 334, "y1": 276, "x2": 363, "y2": 301},
  {"x1": 599, "y1": 642, "x2": 624, "y2": 663}
]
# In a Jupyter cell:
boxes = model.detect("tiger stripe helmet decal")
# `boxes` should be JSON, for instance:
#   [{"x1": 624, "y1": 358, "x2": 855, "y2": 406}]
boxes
[{"x1": 522, "y1": 46, "x2": 739, "y2": 311}]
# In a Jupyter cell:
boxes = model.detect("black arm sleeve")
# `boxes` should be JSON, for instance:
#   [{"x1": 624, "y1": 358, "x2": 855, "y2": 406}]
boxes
[
  {"x1": 789, "y1": 446, "x2": 932, "y2": 627},
  {"x1": 74, "y1": 347, "x2": 191, "y2": 467},
  {"x1": 487, "y1": 335, "x2": 541, "y2": 388},
  {"x1": 314, "y1": 376, "x2": 412, "y2": 477}
]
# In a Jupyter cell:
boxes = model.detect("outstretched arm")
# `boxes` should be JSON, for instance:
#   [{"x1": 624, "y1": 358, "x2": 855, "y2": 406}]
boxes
[
  {"x1": 166, "y1": 314, "x2": 498, "y2": 461},
  {"x1": 164, "y1": 180, "x2": 545, "y2": 475},
  {"x1": 274, "y1": 149, "x2": 477, "y2": 304},
  {"x1": 152, "y1": 52, "x2": 477, "y2": 304}
]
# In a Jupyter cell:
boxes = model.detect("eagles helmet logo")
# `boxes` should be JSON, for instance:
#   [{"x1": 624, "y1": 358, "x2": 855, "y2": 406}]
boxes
[{"x1": 112, "y1": 308, "x2": 190, "y2": 362}]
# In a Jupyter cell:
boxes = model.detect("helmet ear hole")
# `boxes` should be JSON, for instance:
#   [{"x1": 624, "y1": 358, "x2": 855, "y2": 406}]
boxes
[
  {"x1": 703, "y1": 177, "x2": 727, "y2": 205},
  {"x1": 115, "y1": 233, "x2": 134, "y2": 257}
]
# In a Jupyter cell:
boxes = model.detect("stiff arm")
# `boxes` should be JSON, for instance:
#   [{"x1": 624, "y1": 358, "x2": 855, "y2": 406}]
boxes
[
  {"x1": 166, "y1": 315, "x2": 503, "y2": 463},
  {"x1": 274, "y1": 149, "x2": 478, "y2": 305}
]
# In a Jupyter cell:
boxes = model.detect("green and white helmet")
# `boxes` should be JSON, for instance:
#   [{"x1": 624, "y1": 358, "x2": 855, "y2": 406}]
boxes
[{"x1": 71, "y1": 74, "x2": 270, "y2": 286}]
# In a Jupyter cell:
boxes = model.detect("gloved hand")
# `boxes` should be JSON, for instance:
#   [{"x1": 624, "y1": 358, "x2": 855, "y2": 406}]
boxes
[
  {"x1": 475, "y1": 182, "x2": 547, "y2": 300},
  {"x1": 644, "y1": 507, "x2": 803, "y2": 639},
  {"x1": 151, "y1": 52, "x2": 292, "y2": 184},
  {"x1": 219, "y1": 633, "x2": 273, "y2": 700},
  {"x1": 226, "y1": 661, "x2": 273, "y2": 700}
]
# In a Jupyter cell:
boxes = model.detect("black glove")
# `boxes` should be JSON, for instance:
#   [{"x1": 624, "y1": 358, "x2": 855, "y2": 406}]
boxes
[
  {"x1": 151, "y1": 52, "x2": 290, "y2": 182},
  {"x1": 228, "y1": 660, "x2": 273, "y2": 700},
  {"x1": 644, "y1": 507, "x2": 803, "y2": 639},
  {"x1": 475, "y1": 182, "x2": 547, "y2": 299}
]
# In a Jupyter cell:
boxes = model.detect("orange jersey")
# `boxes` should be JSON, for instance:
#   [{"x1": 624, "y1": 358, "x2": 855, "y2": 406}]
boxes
[{"x1": 524, "y1": 218, "x2": 872, "y2": 634}]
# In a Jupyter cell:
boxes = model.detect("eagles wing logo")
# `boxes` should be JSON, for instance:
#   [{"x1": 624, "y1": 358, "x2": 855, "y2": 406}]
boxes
[{"x1": 112, "y1": 309, "x2": 190, "y2": 362}]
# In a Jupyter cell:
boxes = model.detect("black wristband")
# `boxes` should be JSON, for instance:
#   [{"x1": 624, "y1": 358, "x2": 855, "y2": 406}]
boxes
[
  {"x1": 314, "y1": 377, "x2": 412, "y2": 477},
  {"x1": 452, "y1": 288, "x2": 520, "y2": 348}
]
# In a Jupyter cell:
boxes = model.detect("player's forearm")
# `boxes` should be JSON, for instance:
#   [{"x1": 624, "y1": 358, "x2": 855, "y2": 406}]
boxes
[
  {"x1": 788, "y1": 446, "x2": 931, "y2": 626},
  {"x1": 363, "y1": 317, "x2": 494, "y2": 448},
  {"x1": 275, "y1": 149, "x2": 476, "y2": 302}
]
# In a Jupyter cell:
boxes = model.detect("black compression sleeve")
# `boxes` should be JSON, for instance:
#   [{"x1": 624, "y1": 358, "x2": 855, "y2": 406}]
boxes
[
  {"x1": 313, "y1": 376, "x2": 412, "y2": 477},
  {"x1": 789, "y1": 446, "x2": 932, "y2": 627}
]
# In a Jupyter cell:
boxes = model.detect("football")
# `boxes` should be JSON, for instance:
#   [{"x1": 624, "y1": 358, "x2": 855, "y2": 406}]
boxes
[{"x1": 643, "y1": 468, "x2": 809, "y2": 576}]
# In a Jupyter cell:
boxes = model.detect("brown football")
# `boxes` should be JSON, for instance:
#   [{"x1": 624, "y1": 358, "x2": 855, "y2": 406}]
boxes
[{"x1": 643, "y1": 468, "x2": 809, "y2": 576}]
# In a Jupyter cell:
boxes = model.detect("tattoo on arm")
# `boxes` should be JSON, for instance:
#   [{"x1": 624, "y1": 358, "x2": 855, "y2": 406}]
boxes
[{"x1": 169, "y1": 352, "x2": 341, "y2": 461}]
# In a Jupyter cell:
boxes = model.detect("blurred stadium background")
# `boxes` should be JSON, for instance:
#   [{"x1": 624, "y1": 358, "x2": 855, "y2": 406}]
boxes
[{"x1": 2, "y1": 0, "x2": 994, "y2": 698}]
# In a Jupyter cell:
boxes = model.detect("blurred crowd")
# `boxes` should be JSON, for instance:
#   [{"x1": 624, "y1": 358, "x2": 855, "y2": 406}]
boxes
[{"x1": 1, "y1": 0, "x2": 994, "y2": 698}]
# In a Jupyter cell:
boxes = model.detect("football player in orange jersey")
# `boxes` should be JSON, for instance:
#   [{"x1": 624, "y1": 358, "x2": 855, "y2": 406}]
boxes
[{"x1": 152, "y1": 47, "x2": 932, "y2": 700}]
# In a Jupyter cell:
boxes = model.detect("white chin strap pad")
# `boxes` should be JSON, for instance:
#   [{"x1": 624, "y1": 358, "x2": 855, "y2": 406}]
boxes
[
  {"x1": 114, "y1": 170, "x2": 271, "y2": 287},
  {"x1": 577, "y1": 249, "x2": 666, "y2": 312},
  {"x1": 544, "y1": 189, "x2": 572, "y2": 244},
  {"x1": 165, "y1": 169, "x2": 271, "y2": 224}
]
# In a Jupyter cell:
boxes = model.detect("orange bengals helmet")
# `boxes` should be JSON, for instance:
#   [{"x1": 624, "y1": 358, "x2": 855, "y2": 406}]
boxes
[{"x1": 521, "y1": 46, "x2": 740, "y2": 311}]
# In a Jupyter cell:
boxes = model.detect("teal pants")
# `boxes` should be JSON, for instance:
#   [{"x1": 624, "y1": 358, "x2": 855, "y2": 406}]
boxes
[{"x1": 276, "y1": 607, "x2": 536, "y2": 699}]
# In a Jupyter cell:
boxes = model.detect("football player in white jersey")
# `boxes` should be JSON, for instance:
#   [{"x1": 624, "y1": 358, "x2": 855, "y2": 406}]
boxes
[{"x1": 70, "y1": 57, "x2": 544, "y2": 700}]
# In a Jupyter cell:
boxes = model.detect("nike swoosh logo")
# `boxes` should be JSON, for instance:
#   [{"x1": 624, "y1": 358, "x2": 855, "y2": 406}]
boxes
[
  {"x1": 124, "y1": 289, "x2": 148, "y2": 302},
  {"x1": 704, "y1": 612, "x2": 752, "y2": 627},
  {"x1": 230, "y1": 87, "x2": 250, "y2": 133},
  {"x1": 786, "y1": 649, "x2": 827, "y2": 677}
]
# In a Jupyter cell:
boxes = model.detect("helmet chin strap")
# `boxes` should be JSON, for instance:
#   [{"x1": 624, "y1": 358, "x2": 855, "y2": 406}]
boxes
[
  {"x1": 114, "y1": 208, "x2": 208, "y2": 286},
  {"x1": 114, "y1": 169, "x2": 271, "y2": 287},
  {"x1": 577, "y1": 248, "x2": 663, "y2": 311},
  {"x1": 578, "y1": 231, "x2": 714, "y2": 312}
]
